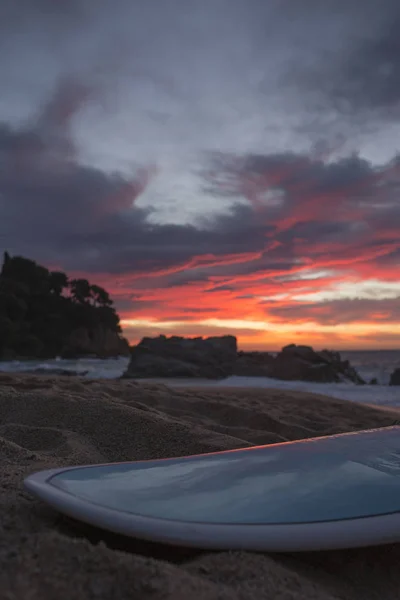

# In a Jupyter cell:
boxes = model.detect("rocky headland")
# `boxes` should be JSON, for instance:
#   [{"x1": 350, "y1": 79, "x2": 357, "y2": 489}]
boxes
[
  {"x1": 0, "y1": 252, "x2": 129, "y2": 360},
  {"x1": 123, "y1": 335, "x2": 366, "y2": 384}
]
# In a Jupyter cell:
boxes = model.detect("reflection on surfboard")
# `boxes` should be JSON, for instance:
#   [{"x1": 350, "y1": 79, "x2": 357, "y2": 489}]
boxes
[{"x1": 24, "y1": 426, "x2": 400, "y2": 551}]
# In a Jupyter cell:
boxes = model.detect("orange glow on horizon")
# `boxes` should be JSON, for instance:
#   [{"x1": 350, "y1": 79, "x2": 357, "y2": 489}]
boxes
[{"x1": 119, "y1": 317, "x2": 400, "y2": 350}]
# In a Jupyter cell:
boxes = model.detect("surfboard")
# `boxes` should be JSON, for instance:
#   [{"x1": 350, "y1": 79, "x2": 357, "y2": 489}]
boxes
[{"x1": 24, "y1": 426, "x2": 400, "y2": 552}]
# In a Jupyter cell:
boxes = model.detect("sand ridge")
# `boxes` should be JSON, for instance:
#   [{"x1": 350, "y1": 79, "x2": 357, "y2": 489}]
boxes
[{"x1": 0, "y1": 373, "x2": 399, "y2": 599}]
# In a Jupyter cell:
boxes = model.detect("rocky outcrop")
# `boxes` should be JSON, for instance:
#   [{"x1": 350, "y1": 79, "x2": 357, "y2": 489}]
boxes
[
  {"x1": 389, "y1": 368, "x2": 400, "y2": 386},
  {"x1": 235, "y1": 351, "x2": 275, "y2": 376},
  {"x1": 123, "y1": 337, "x2": 364, "y2": 385},
  {"x1": 265, "y1": 345, "x2": 365, "y2": 384},
  {"x1": 61, "y1": 326, "x2": 130, "y2": 359},
  {"x1": 123, "y1": 335, "x2": 237, "y2": 379}
]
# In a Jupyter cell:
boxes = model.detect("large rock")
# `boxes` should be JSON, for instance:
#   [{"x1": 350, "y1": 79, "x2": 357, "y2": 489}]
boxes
[
  {"x1": 123, "y1": 335, "x2": 237, "y2": 379},
  {"x1": 267, "y1": 344, "x2": 365, "y2": 384},
  {"x1": 122, "y1": 336, "x2": 364, "y2": 384},
  {"x1": 61, "y1": 326, "x2": 130, "y2": 359},
  {"x1": 232, "y1": 345, "x2": 364, "y2": 384},
  {"x1": 389, "y1": 368, "x2": 400, "y2": 386},
  {"x1": 234, "y1": 351, "x2": 275, "y2": 376}
]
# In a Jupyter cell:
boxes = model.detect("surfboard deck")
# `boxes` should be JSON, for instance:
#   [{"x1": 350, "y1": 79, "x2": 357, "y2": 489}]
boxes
[{"x1": 24, "y1": 426, "x2": 400, "y2": 552}]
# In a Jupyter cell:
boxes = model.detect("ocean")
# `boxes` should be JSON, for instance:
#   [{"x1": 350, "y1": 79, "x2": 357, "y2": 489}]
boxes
[{"x1": 1, "y1": 350, "x2": 399, "y2": 408}]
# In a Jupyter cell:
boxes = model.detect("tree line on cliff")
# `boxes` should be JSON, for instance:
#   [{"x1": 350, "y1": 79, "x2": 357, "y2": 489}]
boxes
[{"x1": 0, "y1": 252, "x2": 127, "y2": 359}]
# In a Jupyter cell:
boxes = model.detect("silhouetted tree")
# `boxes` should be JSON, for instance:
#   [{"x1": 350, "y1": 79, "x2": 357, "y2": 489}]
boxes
[
  {"x1": 49, "y1": 271, "x2": 69, "y2": 296},
  {"x1": 0, "y1": 252, "x2": 125, "y2": 359},
  {"x1": 1, "y1": 251, "x2": 10, "y2": 275},
  {"x1": 69, "y1": 278, "x2": 91, "y2": 304},
  {"x1": 90, "y1": 284, "x2": 112, "y2": 307},
  {"x1": 2, "y1": 255, "x2": 50, "y2": 294}
]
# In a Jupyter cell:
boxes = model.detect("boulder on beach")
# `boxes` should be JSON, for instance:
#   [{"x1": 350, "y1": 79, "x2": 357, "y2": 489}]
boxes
[
  {"x1": 235, "y1": 344, "x2": 364, "y2": 384},
  {"x1": 389, "y1": 368, "x2": 400, "y2": 386},
  {"x1": 267, "y1": 344, "x2": 365, "y2": 385},
  {"x1": 123, "y1": 336, "x2": 364, "y2": 384},
  {"x1": 234, "y1": 350, "x2": 275, "y2": 376},
  {"x1": 123, "y1": 334, "x2": 238, "y2": 379}
]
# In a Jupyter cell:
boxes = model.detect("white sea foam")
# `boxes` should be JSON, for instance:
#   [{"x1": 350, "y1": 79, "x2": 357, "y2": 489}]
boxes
[
  {"x1": 0, "y1": 357, "x2": 130, "y2": 380},
  {"x1": 0, "y1": 351, "x2": 399, "y2": 408}
]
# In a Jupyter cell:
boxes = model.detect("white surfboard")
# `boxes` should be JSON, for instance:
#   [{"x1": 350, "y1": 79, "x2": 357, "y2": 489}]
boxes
[{"x1": 24, "y1": 426, "x2": 400, "y2": 552}]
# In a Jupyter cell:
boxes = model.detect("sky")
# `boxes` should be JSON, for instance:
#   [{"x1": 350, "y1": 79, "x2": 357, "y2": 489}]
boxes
[{"x1": 1, "y1": 0, "x2": 400, "y2": 350}]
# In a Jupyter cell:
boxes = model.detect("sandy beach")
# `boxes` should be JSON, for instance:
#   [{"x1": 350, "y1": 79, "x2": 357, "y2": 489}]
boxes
[{"x1": 1, "y1": 373, "x2": 400, "y2": 599}]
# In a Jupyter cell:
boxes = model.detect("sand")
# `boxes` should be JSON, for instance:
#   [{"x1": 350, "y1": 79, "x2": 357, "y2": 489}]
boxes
[{"x1": 0, "y1": 373, "x2": 400, "y2": 600}]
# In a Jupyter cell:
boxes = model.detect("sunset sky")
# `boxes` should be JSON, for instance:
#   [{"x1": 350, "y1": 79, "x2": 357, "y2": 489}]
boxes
[{"x1": 1, "y1": 0, "x2": 400, "y2": 350}]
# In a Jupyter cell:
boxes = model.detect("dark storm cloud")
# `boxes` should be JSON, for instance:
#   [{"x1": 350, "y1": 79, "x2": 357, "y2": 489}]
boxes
[
  {"x1": 0, "y1": 150, "x2": 262, "y2": 275},
  {"x1": 340, "y1": 13, "x2": 400, "y2": 115},
  {"x1": 289, "y1": 1, "x2": 400, "y2": 120},
  {"x1": 2, "y1": 0, "x2": 400, "y2": 171},
  {"x1": 0, "y1": 94, "x2": 268, "y2": 275},
  {"x1": 205, "y1": 151, "x2": 375, "y2": 200},
  {"x1": 205, "y1": 149, "x2": 399, "y2": 232},
  {"x1": 1, "y1": 58, "x2": 400, "y2": 287},
  {"x1": 344, "y1": 16, "x2": 400, "y2": 112},
  {"x1": 1, "y1": 95, "x2": 400, "y2": 284}
]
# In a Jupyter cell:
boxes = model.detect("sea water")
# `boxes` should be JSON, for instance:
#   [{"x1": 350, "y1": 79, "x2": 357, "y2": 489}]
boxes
[
  {"x1": 0, "y1": 351, "x2": 399, "y2": 408},
  {"x1": 0, "y1": 356, "x2": 129, "y2": 380}
]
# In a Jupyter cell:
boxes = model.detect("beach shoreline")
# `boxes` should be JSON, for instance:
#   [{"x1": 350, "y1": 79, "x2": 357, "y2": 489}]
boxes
[{"x1": 1, "y1": 373, "x2": 399, "y2": 599}]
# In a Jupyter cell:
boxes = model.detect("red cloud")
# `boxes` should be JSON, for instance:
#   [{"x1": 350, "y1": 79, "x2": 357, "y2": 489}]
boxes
[{"x1": 47, "y1": 150, "x2": 400, "y2": 349}]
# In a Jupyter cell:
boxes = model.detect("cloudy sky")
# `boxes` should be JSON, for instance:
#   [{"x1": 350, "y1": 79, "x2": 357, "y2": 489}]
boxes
[{"x1": 1, "y1": 0, "x2": 400, "y2": 350}]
